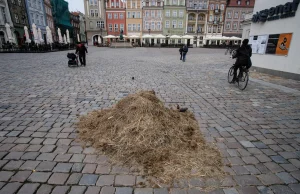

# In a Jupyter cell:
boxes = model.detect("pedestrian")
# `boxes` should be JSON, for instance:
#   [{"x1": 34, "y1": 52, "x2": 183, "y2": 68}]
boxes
[
  {"x1": 182, "y1": 45, "x2": 188, "y2": 62},
  {"x1": 76, "y1": 42, "x2": 88, "y2": 66},
  {"x1": 179, "y1": 46, "x2": 183, "y2": 60}
]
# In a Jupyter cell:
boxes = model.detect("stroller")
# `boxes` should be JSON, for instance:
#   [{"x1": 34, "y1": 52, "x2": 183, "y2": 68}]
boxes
[{"x1": 67, "y1": 53, "x2": 79, "y2": 67}]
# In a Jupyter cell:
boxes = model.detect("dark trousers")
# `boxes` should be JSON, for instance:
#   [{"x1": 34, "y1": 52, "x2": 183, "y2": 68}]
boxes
[
  {"x1": 233, "y1": 65, "x2": 243, "y2": 81},
  {"x1": 79, "y1": 54, "x2": 86, "y2": 66},
  {"x1": 180, "y1": 53, "x2": 182, "y2": 60},
  {"x1": 182, "y1": 53, "x2": 187, "y2": 62}
]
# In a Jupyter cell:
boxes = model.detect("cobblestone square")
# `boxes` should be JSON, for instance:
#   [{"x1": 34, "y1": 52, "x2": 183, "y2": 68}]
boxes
[{"x1": 0, "y1": 47, "x2": 300, "y2": 193}]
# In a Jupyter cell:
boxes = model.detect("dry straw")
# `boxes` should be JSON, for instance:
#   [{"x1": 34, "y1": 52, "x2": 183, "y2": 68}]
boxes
[{"x1": 77, "y1": 91, "x2": 224, "y2": 184}]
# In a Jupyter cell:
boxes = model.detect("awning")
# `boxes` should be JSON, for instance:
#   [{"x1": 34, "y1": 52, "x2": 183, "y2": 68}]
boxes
[
  {"x1": 229, "y1": 36, "x2": 242, "y2": 40},
  {"x1": 154, "y1": 34, "x2": 166, "y2": 38},
  {"x1": 103, "y1": 35, "x2": 116, "y2": 38},
  {"x1": 129, "y1": 35, "x2": 140, "y2": 38},
  {"x1": 182, "y1": 35, "x2": 194, "y2": 39},
  {"x1": 142, "y1": 34, "x2": 153, "y2": 38},
  {"x1": 170, "y1": 35, "x2": 181, "y2": 39}
]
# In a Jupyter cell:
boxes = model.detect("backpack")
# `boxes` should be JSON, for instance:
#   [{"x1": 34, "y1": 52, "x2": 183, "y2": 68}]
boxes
[{"x1": 183, "y1": 46, "x2": 188, "y2": 52}]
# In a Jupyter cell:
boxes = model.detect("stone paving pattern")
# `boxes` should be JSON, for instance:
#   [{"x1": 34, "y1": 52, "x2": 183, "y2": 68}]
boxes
[{"x1": 0, "y1": 47, "x2": 300, "y2": 194}]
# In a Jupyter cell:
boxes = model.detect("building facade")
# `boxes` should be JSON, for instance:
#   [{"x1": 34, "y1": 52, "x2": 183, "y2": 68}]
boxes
[
  {"x1": 0, "y1": 0, "x2": 14, "y2": 47},
  {"x1": 25, "y1": 0, "x2": 47, "y2": 41},
  {"x1": 7, "y1": 0, "x2": 29, "y2": 45},
  {"x1": 79, "y1": 12, "x2": 86, "y2": 42},
  {"x1": 70, "y1": 12, "x2": 80, "y2": 43},
  {"x1": 142, "y1": 0, "x2": 163, "y2": 36},
  {"x1": 51, "y1": 0, "x2": 72, "y2": 42},
  {"x1": 244, "y1": 0, "x2": 300, "y2": 80},
  {"x1": 206, "y1": 0, "x2": 226, "y2": 41},
  {"x1": 223, "y1": 0, "x2": 255, "y2": 37},
  {"x1": 126, "y1": 0, "x2": 143, "y2": 44},
  {"x1": 106, "y1": 0, "x2": 126, "y2": 39},
  {"x1": 84, "y1": 0, "x2": 106, "y2": 45},
  {"x1": 186, "y1": 0, "x2": 208, "y2": 47},
  {"x1": 44, "y1": 0, "x2": 55, "y2": 41},
  {"x1": 163, "y1": 0, "x2": 186, "y2": 43}
]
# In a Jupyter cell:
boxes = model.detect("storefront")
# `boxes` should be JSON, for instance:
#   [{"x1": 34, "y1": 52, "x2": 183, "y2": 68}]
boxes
[{"x1": 246, "y1": 0, "x2": 300, "y2": 80}]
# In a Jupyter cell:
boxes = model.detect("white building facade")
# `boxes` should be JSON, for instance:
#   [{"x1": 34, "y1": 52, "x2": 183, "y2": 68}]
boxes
[
  {"x1": 0, "y1": 0, "x2": 14, "y2": 47},
  {"x1": 247, "y1": 0, "x2": 300, "y2": 80}
]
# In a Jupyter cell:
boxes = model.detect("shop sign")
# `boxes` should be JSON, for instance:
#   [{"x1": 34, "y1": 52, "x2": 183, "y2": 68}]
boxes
[{"x1": 252, "y1": 0, "x2": 299, "y2": 23}]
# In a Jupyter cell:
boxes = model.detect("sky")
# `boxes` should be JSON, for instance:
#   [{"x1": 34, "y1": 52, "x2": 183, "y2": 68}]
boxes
[{"x1": 66, "y1": 0, "x2": 85, "y2": 14}]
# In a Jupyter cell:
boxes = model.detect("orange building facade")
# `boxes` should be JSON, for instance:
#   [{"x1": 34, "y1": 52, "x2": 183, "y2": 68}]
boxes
[{"x1": 106, "y1": 0, "x2": 126, "y2": 36}]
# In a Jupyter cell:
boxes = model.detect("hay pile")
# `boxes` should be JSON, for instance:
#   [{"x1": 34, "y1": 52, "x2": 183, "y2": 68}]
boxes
[{"x1": 77, "y1": 91, "x2": 224, "y2": 184}]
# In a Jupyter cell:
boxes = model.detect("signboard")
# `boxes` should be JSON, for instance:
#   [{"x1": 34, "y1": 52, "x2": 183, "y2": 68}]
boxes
[
  {"x1": 249, "y1": 35, "x2": 269, "y2": 54},
  {"x1": 252, "y1": 0, "x2": 299, "y2": 23},
  {"x1": 266, "y1": 34, "x2": 280, "y2": 54},
  {"x1": 276, "y1": 33, "x2": 292, "y2": 55}
]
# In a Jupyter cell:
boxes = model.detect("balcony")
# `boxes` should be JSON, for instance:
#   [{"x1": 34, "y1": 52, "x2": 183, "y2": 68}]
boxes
[{"x1": 214, "y1": 9, "x2": 221, "y2": 14}]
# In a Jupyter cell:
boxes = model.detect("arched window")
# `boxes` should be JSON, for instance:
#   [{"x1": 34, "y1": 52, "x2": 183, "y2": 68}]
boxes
[{"x1": 220, "y1": 4, "x2": 225, "y2": 10}]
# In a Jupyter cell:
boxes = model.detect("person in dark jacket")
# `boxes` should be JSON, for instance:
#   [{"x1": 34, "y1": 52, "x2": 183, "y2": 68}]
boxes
[
  {"x1": 76, "y1": 43, "x2": 88, "y2": 66},
  {"x1": 182, "y1": 45, "x2": 188, "y2": 62},
  {"x1": 232, "y1": 39, "x2": 252, "y2": 82},
  {"x1": 179, "y1": 46, "x2": 183, "y2": 60}
]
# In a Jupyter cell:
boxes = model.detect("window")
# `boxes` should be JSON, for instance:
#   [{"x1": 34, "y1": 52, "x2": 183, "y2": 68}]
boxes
[
  {"x1": 208, "y1": 25, "x2": 212, "y2": 33},
  {"x1": 234, "y1": 12, "x2": 239, "y2": 18},
  {"x1": 172, "y1": 20, "x2": 176, "y2": 28},
  {"x1": 145, "y1": 22, "x2": 149, "y2": 30},
  {"x1": 119, "y1": 13, "x2": 124, "y2": 19},
  {"x1": 89, "y1": 0, "x2": 93, "y2": 5},
  {"x1": 157, "y1": 22, "x2": 161, "y2": 30},
  {"x1": 127, "y1": 12, "x2": 130, "y2": 18},
  {"x1": 239, "y1": 23, "x2": 243, "y2": 29},
  {"x1": 237, "y1": 0, "x2": 241, "y2": 5},
  {"x1": 151, "y1": 0, "x2": 155, "y2": 6},
  {"x1": 210, "y1": 4, "x2": 214, "y2": 10},
  {"x1": 116, "y1": 2, "x2": 119, "y2": 7},
  {"x1": 187, "y1": 25, "x2": 193, "y2": 32},
  {"x1": 213, "y1": 26, "x2": 217, "y2": 33},
  {"x1": 111, "y1": 1, "x2": 114, "y2": 6},
  {"x1": 128, "y1": 24, "x2": 132, "y2": 31},
  {"x1": 226, "y1": 22, "x2": 230, "y2": 29},
  {"x1": 137, "y1": 24, "x2": 141, "y2": 31},
  {"x1": 172, "y1": 0, "x2": 177, "y2": 5},
  {"x1": 157, "y1": 11, "x2": 161, "y2": 18},
  {"x1": 108, "y1": 13, "x2": 112, "y2": 19},
  {"x1": 217, "y1": 26, "x2": 221, "y2": 33},
  {"x1": 189, "y1": 2, "x2": 192, "y2": 7},
  {"x1": 151, "y1": 22, "x2": 155, "y2": 30},
  {"x1": 227, "y1": 11, "x2": 232, "y2": 18},
  {"x1": 94, "y1": 0, "x2": 97, "y2": 5},
  {"x1": 146, "y1": 11, "x2": 149, "y2": 17},
  {"x1": 246, "y1": 1, "x2": 250, "y2": 5},
  {"x1": 109, "y1": 24, "x2": 112, "y2": 31},
  {"x1": 179, "y1": 10, "x2": 183, "y2": 18},
  {"x1": 157, "y1": 2, "x2": 160, "y2": 6},
  {"x1": 40, "y1": 16, "x2": 44, "y2": 25},
  {"x1": 95, "y1": 10, "x2": 98, "y2": 17},
  {"x1": 36, "y1": 14, "x2": 39, "y2": 24},
  {"x1": 216, "y1": 4, "x2": 219, "y2": 10},
  {"x1": 114, "y1": 13, "x2": 118, "y2": 19},
  {"x1": 198, "y1": 15, "x2": 204, "y2": 20},
  {"x1": 137, "y1": 12, "x2": 141, "y2": 18},
  {"x1": 233, "y1": 22, "x2": 237, "y2": 29},
  {"x1": 132, "y1": 12, "x2": 136, "y2": 18},
  {"x1": 220, "y1": 15, "x2": 223, "y2": 22},
  {"x1": 151, "y1": 11, "x2": 155, "y2": 17},
  {"x1": 180, "y1": 0, "x2": 184, "y2": 5},
  {"x1": 209, "y1": 15, "x2": 212, "y2": 21},
  {"x1": 132, "y1": 2, "x2": 136, "y2": 8},
  {"x1": 114, "y1": 24, "x2": 118, "y2": 31},
  {"x1": 91, "y1": 10, "x2": 94, "y2": 17},
  {"x1": 132, "y1": 24, "x2": 136, "y2": 31},
  {"x1": 1, "y1": 7, "x2": 7, "y2": 23},
  {"x1": 165, "y1": 20, "x2": 170, "y2": 28},
  {"x1": 172, "y1": 10, "x2": 177, "y2": 17},
  {"x1": 178, "y1": 20, "x2": 183, "y2": 28},
  {"x1": 220, "y1": 4, "x2": 224, "y2": 10},
  {"x1": 165, "y1": 10, "x2": 170, "y2": 17},
  {"x1": 120, "y1": 24, "x2": 124, "y2": 31},
  {"x1": 97, "y1": 21, "x2": 105, "y2": 28}
]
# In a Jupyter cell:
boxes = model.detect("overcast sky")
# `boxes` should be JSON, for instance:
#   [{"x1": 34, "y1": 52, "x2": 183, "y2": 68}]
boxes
[{"x1": 66, "y1": 0, "x2": 85, "y2": 13}]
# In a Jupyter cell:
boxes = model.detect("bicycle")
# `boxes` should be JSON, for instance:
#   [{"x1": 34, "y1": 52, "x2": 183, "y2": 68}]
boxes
[{"x1": 228, "y1": 65, "x2": 249, "y2": 90}]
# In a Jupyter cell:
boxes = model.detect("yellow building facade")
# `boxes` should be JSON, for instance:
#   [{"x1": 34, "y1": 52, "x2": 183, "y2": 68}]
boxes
[{"x1": 126, "y1": 0, "x2": 143, "y2": 45}]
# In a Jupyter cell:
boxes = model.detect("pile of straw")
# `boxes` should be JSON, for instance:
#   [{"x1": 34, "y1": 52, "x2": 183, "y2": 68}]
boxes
[{"x1": 77, "y1": 91, "x2": 224, "y2": 184}]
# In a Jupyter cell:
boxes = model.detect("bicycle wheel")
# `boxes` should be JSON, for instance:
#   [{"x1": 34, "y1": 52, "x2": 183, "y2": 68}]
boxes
[
  {"x1": 228, "y1": 66, "x2": 235, "y2": 83},
  {"x1": 238, "y1": 70, "x2": 249, "y2": 90}
]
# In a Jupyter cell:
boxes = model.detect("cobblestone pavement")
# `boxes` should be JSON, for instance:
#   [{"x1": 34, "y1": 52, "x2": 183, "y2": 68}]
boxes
[{"x1": 0, "y1": 47, "x2": 300, "y2": 194}]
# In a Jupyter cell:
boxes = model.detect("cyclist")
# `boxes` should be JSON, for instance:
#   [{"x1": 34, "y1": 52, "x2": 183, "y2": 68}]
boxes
[{"x1": 232, "y1": 39, "x2": 252, "y2": 83}]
